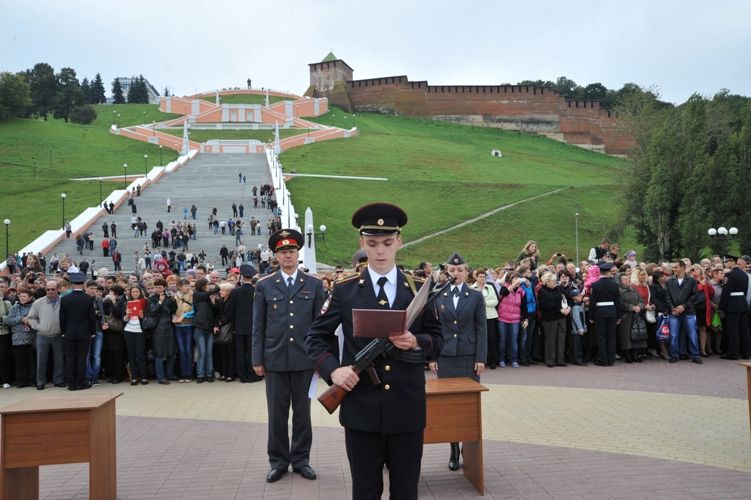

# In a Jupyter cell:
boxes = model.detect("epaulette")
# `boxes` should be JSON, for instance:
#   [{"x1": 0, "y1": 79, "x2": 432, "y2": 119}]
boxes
[{"x1": 257, "y1": 273, "x2": 275, "y2": 282}]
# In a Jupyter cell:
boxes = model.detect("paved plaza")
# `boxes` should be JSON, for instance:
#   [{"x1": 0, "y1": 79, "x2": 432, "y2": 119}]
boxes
[{"x1": 1, "y1": 357, "x2": 750, "y2": 499}]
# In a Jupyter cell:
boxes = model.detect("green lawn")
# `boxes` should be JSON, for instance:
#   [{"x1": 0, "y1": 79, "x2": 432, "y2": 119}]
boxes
[
  {"x1": 0, "y1": 104, "x2": 179, "y2": 252},
  {"x1": 158, "y1": 128, "x2": 309, "y2": 143},
  {"x1": 200, "y1": 94, "x2": 289, "y2": 105},
  {"x1": 282, "y1": 108, "x2": 635, "y2": 268}
]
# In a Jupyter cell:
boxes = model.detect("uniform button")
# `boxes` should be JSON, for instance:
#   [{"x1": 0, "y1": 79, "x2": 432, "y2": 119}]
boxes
[
  {"x1": 290, "y1": 325, "x2": 294, "y2": 329},
  {"x1": 289, "y1": 312, "x2": 294, "y2": 317},
  {"x1": 453, "y1": 334, "x2": 458, "y2": 338},
  {"x1": 289, "y1": 337, "x2": 294, "y2": 342},
  {"x1": 384, "y1": 384, "x2": 390, "y2": 390},
  {"x1": 453, "y1": 320, "x2": 458, "y2": 324},
  {"x1": 384, "y1": 365, "x2": 391, "y2": 371},
  {"x1": 289, "y1": 300, "x2": 294, "y2": 304}
]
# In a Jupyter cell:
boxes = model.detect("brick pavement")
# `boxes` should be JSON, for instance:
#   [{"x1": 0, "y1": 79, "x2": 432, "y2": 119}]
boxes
[{"x1": 1, "y1": 355, "x2": 750, "y2": 499}]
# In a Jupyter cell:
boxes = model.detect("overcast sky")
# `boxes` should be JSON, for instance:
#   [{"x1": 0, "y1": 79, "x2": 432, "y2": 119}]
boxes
[{"x1": 3, "y1": 0, "x2": 749, "y2": 104}]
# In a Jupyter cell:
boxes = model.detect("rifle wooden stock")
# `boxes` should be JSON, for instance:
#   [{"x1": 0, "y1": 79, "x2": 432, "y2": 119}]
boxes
[{"x1": 318, "y1": 367, "x2": 362, "y2": 415}]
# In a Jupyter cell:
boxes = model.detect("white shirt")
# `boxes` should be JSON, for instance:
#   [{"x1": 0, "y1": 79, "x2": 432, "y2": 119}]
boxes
[
  {"x1": 451, "y1": 283, "x2": 464, "y2": 308},
  {"x1": 280, "y1": 269, "x2": 298, "y2": 288},
  {"x1": 367, "y1": 265, "x2": 397, "y2": 307}
]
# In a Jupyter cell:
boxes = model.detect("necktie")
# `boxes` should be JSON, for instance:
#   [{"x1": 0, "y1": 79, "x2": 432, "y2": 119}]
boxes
[
  {"x1": 377, "y1": 276, "x2": 389, "y2": 308},
  {"x1": 452, "y1": 287, "x2": 461, "y2": 297},
  {"x1": 287, "y1": 276, "x2": 294, "y2": 288}
]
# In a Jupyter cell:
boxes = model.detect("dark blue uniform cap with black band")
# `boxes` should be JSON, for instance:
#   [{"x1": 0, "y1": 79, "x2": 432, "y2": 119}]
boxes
[
  {"x1": 446, "y1": 252, "x2": 466, "y2": 266},
  {"x1": 351, "y1": 202, "x2": 407, "y2": 236}
]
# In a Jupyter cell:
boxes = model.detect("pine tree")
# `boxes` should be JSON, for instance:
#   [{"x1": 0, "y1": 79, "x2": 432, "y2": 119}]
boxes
[
  {"x1": 92, "y1": 73, "x2": 106, "y2": 104},
  {"x1": 81, "y1": 77, "x2": 91, "y2": 104},
  {"x1": 112, "y1": 78, "x2": 125, "y2": 104},
  {"x1": 53, "y1": 67, "x2": 83, "y2": 122},
  {"x1": 163, "y1": 86, "x2": 170, "y2": 97}
]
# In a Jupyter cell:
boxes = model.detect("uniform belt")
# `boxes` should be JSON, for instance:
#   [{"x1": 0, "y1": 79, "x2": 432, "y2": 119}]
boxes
[
  {"x1": 597, "y1": 301, "x2": 615, "y2": 306},
  {"x1": 730, "y1": 292, "x2": 745, "y2": 296},
  {"x1": 386, "y1": 348, "x2": 426, "y2": 365}
]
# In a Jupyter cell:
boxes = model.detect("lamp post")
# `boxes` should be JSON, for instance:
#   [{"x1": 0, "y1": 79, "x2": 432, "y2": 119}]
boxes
[
  {"x1": 32, "y1": 156, "x2": 36, "y2": 178},
  {"x1": 117, "y1": 113, "x2": 121, "y2": 127},
  {"x1": 123, "y1": 163, "x2": 127, "y2": 188},
  {"x1": 286, "y1": 192, "x2": 291, "y2": 227},
  {"x1": 143, "y1": 154, "x2": 148, "y2": 175},
  {"x1": 306, "y1": 224, "x2": 313, "y2": 248},
  {"x1": 152, "y1": 120, "x2": 156, "y2": 136},
  {"x1": 98, "y1": 178, "x2": 103, "y2": 206},
  {"x1": 159, "y1": 145, "x2": 163, "y2": 165},
  {"x1": 60, "y1": 193, "x2": 66, "y2": 228},
  {"x1": 707, "y1": 226, "x2": 738, "y2": 239},
  {"x1": 142, "y1": 110, "x2": 146, "y2": 124},
  {"x1": 575, "y1": 212, "x2": 580, "y2": 265},
  {"x1": 49, "y1": 147, "x2": 52, "y2": 169},
  {"x1": 113, "y1": 110, "x2": 116, "y2": 125},
  {"x1": 319, "y1": 224, "x2": 326, "y2": 243},
  {"x1": 353, "y1": 114, "x2": 356, "y2": 128},
  {"x1": 3, "y1": 219, "x2": 9, "y2": 259}
]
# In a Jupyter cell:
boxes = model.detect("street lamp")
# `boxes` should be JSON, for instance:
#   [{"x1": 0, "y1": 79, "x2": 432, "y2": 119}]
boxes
[
  {"x1": 3, "y1": 219, "x2": 9, "y2": 259},
  {"x1": 152, "y1": 120, "x2": 156, "y2": 136},
  {"x1": 306, "y1": 224, "x2": 313, "y2": 248},
  {"x1": 159, "y1": 145, "x2": 163, "y2": 165},
  {"x1": 99, "y1": 178, "x2": 103, "y2": 206},
  {"x1": 575, "y1": 212, "x2": 580, "y2": 267},
  {"x1": 319, "y1": 224, "x2": 326, "y2": 243},
  {"x1": 60, "y1": 193, "x2": 66, "y2": 228},
  {"x1": 353, "y1": 114, "x2": 356, "y2": 128},
  {"x1": 117, "y1": 113, "x2": 121, "y2": 127},
  {"x1": 143, "y1": 154, "x2": 148, "y2": 175},
  {"x1": 32, "y1": 156, "x2": 36, "y2": 178},
  {"x1": 49, "y1": 147, "x2": 52, "y2": 169},
  {"x1": 142, "y1": 110, "x2": 146, "y2": 124},
  {"x1": 112, "y1": 110, "x2": 116, "y2": 125},
  {"x1": 708, "y1": 226, "x2": 738, "y2": 239},
  {"x1": 123, "y1": 163, "x2": 127, "y2": 188}
]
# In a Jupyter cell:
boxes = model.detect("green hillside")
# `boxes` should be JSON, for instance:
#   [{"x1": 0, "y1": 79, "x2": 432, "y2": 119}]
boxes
[
  {"x1": 0, "y1": 104, "x2": 179, "y2": 252},
  {"x1": 281, "y1": 109, "x2": 636, "y2": 268}
]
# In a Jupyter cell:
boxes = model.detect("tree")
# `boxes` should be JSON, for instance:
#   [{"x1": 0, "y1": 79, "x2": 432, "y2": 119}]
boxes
[
  {"x1": 27, "y1": 62, "x2": 57, "y2": 120},
  {"x1": 0, "y1": 72, "x2": 32, "y2": 120},
  {"x1": 91, "y1": 73, "x2": 106, "y2": 104},
  {"x1": 81, "y1": 77, "x2": 91, "y2": 104},
  {"x1": 553, "y1": 76, "x2": 578, "y2": 97},
  {"x1": 163, "y1": 86, "x2": 170, "y2": 97},
  {"x1": 112, "y1": 78, "x2": 125, "y2": 104},
  {"x1": 517, "y1": 79, "x2": 554, "y2": 88},
  {"x1": 127, "y1": 75, "x2": 149, "y2": 104},
  {"x1": 583, "y1": 83, "x2": 608, "y2": 101},
  {"x1": 69, "y1": 105, "x2": 97, "y2": 124},
  {"x1": 52, "y1": 67, "x2": 83, "y2": 122}
]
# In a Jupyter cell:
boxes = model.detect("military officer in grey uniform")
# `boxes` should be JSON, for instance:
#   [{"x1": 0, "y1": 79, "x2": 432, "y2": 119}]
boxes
[
  {"x1": 429, "y1": 251, "x2": 487, "y2": 471},
  {"x1": 252, "y1": 229, "x2": 325, "y2": 483}
]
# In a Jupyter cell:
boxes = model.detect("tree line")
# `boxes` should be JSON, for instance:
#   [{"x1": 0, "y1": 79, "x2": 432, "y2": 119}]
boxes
[
  {"x1": 514, "y1": 77, "x2": 645, "y2": 109},
  {"x1": 0, "y1": 62, "x2": 156, "y2": 123},
  {"x1": 619, "y1": 88, "x2": 751, "y2": 261}
]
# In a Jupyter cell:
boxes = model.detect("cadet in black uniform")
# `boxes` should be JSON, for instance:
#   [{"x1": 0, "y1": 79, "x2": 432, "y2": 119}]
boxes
[
  {"x1": 430, "y1": 252, "x2": 486, "y2": 471},
  {"x1": 590, "y1": 263, "x2": 621, "y2": 366},
  {"x1": 60, "y1": 272, "x2": 97, "y2": 390},
  {"x1": 252, "y1": 230, "x2": 325, "y2": 483},
  {"x1": 305, "y1": 203, "x2": 442, "y2": 500},
  {"x1": 719, "y1": 254, "x2": 750, "y2": 360}
]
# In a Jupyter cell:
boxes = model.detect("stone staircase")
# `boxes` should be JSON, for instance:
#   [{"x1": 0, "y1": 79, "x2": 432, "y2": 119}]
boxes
[{"x1": 47, "y1": 154, "x2": 275, "y2": 275}]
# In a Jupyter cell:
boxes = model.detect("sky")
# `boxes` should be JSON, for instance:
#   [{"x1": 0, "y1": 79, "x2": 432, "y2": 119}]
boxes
[{"x1": 2, "y1": 0, "x2": 750, "y2": 104}]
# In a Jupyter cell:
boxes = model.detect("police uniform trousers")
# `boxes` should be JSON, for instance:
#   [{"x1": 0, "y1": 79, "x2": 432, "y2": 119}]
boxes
[
  {"x1": 64, "y1": 337, "x2": 90, "y2": 389},
  {"x1": 725, "y1": 312, "x2": 750, "y2": 359},
  {"x1": 235, "y1": 334, "x2": 259, "y2": 381},
  {"x1": 265, "y1": 369, "x2": 313, "y2": 470},
  {"x1": 595, "y1": 317, "x2": 617, "y2": 365},
  {"x1": 345, "y1": 427, "x2": 423, "y2": 500}
]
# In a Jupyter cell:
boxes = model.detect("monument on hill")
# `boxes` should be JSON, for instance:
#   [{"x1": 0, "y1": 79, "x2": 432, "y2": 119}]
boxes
[{"x1": 304, "y1": 53, "x2": 635, "y2": 156}]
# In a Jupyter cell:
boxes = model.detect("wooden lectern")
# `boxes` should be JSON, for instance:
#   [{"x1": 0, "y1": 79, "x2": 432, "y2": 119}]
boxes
[
  {"x1": 425, "y1": 377, "x2": 488, "y2": 495},
  {"x1": 0, "y1": 392, "x2": 122, "y2": 500}
]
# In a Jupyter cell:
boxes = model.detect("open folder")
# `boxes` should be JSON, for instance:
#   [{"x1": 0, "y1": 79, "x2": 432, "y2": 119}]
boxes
[{"x1": 352, "y1": 309, "x2": 407, "y2": 338}]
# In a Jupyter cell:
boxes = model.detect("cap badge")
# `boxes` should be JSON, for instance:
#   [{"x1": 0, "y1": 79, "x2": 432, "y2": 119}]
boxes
[
  {"x1": 279, "y1": 230, "x2": 290, "y2": 237},
  {"x1": 377, "y1": 219, "x2": 384, "y2": 226},
  {"x1": 282, "y1": 239, "x2": 290, "y2": 246}
]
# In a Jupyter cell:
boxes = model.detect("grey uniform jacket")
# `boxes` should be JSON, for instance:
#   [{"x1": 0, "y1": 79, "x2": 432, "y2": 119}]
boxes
[
  {"x1": 252, "y1": 270, "x2": 325, "y2": 372},
  {"x1": 435, "y1": 284, "x2": 487, "y2": 362}
]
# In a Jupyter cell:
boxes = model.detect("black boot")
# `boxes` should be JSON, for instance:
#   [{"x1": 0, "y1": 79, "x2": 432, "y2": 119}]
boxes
[{"x1": 448, "y1": 442, "x2": 460, "y2": 471}]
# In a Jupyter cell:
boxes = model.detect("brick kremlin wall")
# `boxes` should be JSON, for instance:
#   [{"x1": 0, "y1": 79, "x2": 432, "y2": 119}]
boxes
[{"x1": 338, "y1": 76, "x2": 634, "y2": 155}]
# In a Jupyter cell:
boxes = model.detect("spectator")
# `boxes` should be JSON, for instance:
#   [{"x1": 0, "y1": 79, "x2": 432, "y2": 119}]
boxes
[
  {"x1": 472, "y1": 269, "x2": 500, "y2": 369},
  {"x1": 5, "y1": 288, "x2": 37, "y2": 388},
  {"x1": 587, "y1": 238, "x2": 611, "y2": 263},
  {"x1": 496, "y1": 272, "x2": 528, "y2": 368},
  {"x1": 617, "y1": 272, "x2": 644, "y2": 363},
  {"x1": 123, "y1": 285, "x2": 148, "y2": 385},
  {"x1": 665, "y1": 260, "x2": 702, "y2": 364},
  {"x1": 517, "y1": 240, "x2": 540, "y2": 271},
  {"x1": 537, "y1": 272, "x2": 569, "y2": 367},
  {"x1": 27, "y1": 280, "x2": 65, "y2": 389}
]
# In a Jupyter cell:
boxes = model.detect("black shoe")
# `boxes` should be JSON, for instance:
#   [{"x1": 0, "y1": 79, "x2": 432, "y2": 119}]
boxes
[
  {"x1": 489, "y1": 364, "x2": 497, "y2": 370},
  {"x1": 130, "y1": 380, "x2": 138, "y2": 386},
  {"x1": 54, "y1": 383, "x2": 66, "y2": 388},
  {"x1": 521, "y1": 361, "x2": 530, "y2": 367},
  {"x1": 669, "y1": 358, "x2": 679, "y2": 364},
  {"x1": 239, "y1": 378, "x2": 249, "y2": 383},
  {"x1": 680, "y1": 355, "x2": 689, "y2": 360},
  {"x1": 294, "y1": 465, "x2": 317, "y2": 480},
  {"x1": 556, "y1": 363, "x2": 568, "y2": 367},
  {"x1": 266, "y1": 468, "x2": 287, "y2": 483},
  {"x1": 196, "y1": 377, "x2": 205, "y2": 384},
  {"x1": 692, "y1": 357, "x2": 703, "y2": 365},
  {"x1": 141, "y1": 379, "x2": 149, "y2": 385},
  {"x1": 36, "y1": 384, "x2": 45, "y2": 390},
  {"x1": 226, "y1": 377, "x2": 235, "y2": 383},
  {"x1": 78, "y1": 384, "x2": 91, "y2": 390},
  {"x1": 546, "y1": 364, "x2": 555, "y2": 368},
  {"x1": 594, "y1": 361, "x2": 608, "y2": 366},
  {"x1": 158, "y1": 380, "x2": 170, "y2": 385},
  {"x1": 448, "y1": 443, "x2": 460, "y2": 471},
  {"x1": 67, "y1": 386, "x2": 78, "y2": 391},
  {"x1": 206, "y1": 377, "x2": 214, "y2": 383}
]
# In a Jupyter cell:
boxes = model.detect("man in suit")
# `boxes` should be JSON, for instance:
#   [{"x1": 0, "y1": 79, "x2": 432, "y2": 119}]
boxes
[
  {"x1": 589, "y1": 262, "x2": 621, "y2": 366},
  {"x1": 665, "y1": 260, "x2": 702, "y2": 364},
  {"x1": 253, "y1": 229, "x2": 325, "y2": 483},
  {"x1": 305, "y1": 202, "x2": 443, "y2": 500},
  {"x1": 228, "y1": 264, "x2": 261, "y2": 383},
  {"x1": 429, "y1": 251, "x2": 486, "y2": 471},
  {"x1": 59, "y1": 272, "x2": 96, "y2": 390},
  {"x1": 719, "y1": 254, "x2": 750, "y2": 360}
]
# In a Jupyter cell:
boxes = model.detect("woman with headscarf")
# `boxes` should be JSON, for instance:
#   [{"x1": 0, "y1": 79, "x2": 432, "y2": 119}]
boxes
[{"x1": 617, "y1": 272, "x2": 645, "y2": 363}]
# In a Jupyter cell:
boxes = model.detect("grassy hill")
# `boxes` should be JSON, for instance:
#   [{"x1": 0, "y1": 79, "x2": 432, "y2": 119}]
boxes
[
  {"x1": 281, "y1": 109, "x2": 636, "y2": 269},
  {"x1": 0, "y1": 104, "x2": 179, "y2": 252}
]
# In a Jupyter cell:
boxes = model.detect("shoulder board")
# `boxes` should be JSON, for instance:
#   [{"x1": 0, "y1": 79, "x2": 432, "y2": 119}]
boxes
[
  {"x1": 257, "y1": 273, "x2": 275, "y2": 282},
  {"x1": 300, "y1": 271, "x2": 321, "y2": 280},
  {"x1": 334, "y1": 273, "x2": 359, "y2": 284}
]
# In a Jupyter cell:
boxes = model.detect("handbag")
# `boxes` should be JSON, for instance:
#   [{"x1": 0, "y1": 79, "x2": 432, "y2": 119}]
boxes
[
  {"x1": 630, "y1": 313, "x2": 648, "y2": 341},
  {"x1": 644, "y1": 287, "x2": 656, "y2": 323},
  {"x1": 711, "y1": 310, "x2": 722, "y2": 330},
  {"x1": 215, "y1": 323, "x2": 234, "y2": 344},
  {"x1": 141, "y1": 314, "x2": 159, "y2": 332},
  {"x1": 105, "y1": 313, "x2": 124, "y2": 332}
]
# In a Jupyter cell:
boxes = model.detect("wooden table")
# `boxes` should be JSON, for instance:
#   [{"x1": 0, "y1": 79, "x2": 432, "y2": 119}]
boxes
[
  {"x1": 0, "y1": 392, "x2": 122, "y2": 500},
  {"x1": 425, "y1": 377, "x2": 489, "y2": 495}
]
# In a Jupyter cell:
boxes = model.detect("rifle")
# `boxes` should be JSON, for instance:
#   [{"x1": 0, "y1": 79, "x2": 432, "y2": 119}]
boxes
[{"x1": 318, "y1": 276, "x2": 455, "y2": 414}]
